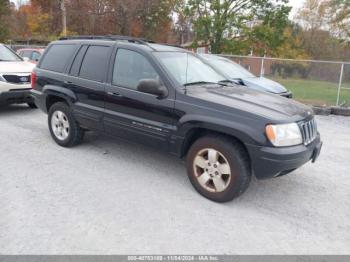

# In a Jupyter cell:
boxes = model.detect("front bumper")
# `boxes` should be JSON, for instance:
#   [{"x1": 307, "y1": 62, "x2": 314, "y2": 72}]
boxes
[
  {"x1": 0, "y1": 89, "x2": 34, "y2": 105},
  {"x1": 246, "y1": 134, "x2": 322, "y2": 179}
]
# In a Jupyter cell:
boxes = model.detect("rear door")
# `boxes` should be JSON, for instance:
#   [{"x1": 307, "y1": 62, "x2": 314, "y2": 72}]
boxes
[
  {"x1": 104, "y1": 47, "x2": 177, "y2": 151},
  {"x1": 65, "y1": 44, "x2": 114, "y2": 131}
]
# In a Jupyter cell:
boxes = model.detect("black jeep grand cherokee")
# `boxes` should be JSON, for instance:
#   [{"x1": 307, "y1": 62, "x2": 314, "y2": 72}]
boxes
[{"x1": 31, "y1": 36, "x2": 322, "y2": 202}]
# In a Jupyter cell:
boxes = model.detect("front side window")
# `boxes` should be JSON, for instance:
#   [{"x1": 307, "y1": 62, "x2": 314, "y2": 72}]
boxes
[
  {"x1": 0, "y1": 45, "x2": 22, "y2": 62},
  {"x1": 113, "y1": 49, "x2": 159, "y2": 90},
  {"x1": 154, "y1": 52, "x2": 225, "y2": 86}
]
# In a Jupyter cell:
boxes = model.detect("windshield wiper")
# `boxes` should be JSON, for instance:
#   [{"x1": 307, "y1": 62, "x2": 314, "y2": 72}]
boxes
[{"x1": 184, "y1": 81, "x2": 217, "y2": 87}]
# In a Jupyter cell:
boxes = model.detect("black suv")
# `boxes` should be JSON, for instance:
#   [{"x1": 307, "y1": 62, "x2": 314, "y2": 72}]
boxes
[{"x1": 31, "y1": 36, "x2": 322, "y2": 202}]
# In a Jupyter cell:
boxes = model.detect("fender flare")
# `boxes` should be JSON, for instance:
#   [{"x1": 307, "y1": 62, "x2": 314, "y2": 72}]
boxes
[
  {"x1": 42, "y1": 85, "x2": 77, "y2": 108},
  {"x1": 176, "y1": 114, "x2": 266, "y2": 156}
]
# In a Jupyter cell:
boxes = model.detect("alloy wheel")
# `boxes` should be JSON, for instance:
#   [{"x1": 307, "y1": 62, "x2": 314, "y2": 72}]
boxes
[
  {"x1": 193, "y1": 148, "x2": 232, "y2": 193},
  {"x1": 51, "y1": 110, "x2": 70, "y2": 141}
]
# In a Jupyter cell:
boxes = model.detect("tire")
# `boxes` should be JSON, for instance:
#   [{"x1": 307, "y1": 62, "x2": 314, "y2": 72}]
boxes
[
  {"x1": 186, "y1": 135, "x2": 251, "y2": 202},
  {"x1": 48, "y1": 102, "x2": 84, "y2": 147},
  {"x1": 27, "y1": 102, "x2": 37, "y2": 109}
]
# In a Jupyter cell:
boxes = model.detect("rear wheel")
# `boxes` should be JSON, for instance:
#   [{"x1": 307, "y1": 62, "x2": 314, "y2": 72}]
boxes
[
  {"x1": 48, "y1": 102, "x2": 84, "y2": 147},
  {"x1": 187, "y1": 135, "x2": 251, "y2": 202}
]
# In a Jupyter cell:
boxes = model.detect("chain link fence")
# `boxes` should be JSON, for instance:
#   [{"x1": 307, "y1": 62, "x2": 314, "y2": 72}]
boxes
[{"x1": 220, "y1": 55, "x2": 350, "y2": 107}]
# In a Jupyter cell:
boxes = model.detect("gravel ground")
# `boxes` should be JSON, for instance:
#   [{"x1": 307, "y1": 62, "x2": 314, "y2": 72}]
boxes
[{"x1": 0, "y1": 104, "x2": 349, "y2": 255}]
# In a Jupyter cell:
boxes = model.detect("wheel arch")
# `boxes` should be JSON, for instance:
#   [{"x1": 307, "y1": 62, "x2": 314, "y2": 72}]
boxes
[
  {"x1": 179, "y1": 121, "x2": 255, "y2": 161},
  {"x1": 43, "y1": 85, "x2": 77, "y2": 111}
]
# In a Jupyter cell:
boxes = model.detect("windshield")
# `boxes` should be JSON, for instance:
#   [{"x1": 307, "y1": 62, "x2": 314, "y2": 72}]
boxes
[
  {"x1": 154, "y1": 52, "x2": 226, "y2": 86},
  {"x1": 0, "y1": 45, "x2": 22, "y2": 62},
  {"x1": 206, "y1": 57, "x2": 255, "y2": 79}
]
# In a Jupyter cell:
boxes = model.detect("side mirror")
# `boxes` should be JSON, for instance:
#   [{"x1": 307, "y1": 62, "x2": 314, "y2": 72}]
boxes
[{"x1": 137, "y1": 79, "x2": 168, "y2": 98}]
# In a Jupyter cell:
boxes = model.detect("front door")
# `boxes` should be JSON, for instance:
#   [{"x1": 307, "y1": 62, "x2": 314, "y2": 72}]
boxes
[{"x1": 104, "y1": 47, "x2": 176, "y2": 151}]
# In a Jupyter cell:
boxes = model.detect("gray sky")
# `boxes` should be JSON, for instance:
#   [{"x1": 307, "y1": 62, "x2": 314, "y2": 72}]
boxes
[{"x1": 288, "y1": 0, "x2": 304, "y2": 18}]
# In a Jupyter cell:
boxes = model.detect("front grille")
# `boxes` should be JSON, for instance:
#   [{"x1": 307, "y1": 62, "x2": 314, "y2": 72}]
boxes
[
  {"x1": 2, "y1": 74, "x2": 31, "y2": 84},
  {"x1": 300, "y1": 118, "x2": 318, "y2": 145}
]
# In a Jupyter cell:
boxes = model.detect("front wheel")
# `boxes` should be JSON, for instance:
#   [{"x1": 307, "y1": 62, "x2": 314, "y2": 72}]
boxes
[
  {"x1": 48, "y1": 102, "x2": 84, "y2": 147},
  {"x1": 186, "y1": 135, "x2": 251, "y2": 202}
]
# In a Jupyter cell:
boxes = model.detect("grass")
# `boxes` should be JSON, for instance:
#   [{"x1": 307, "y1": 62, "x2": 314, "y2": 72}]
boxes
[{"x1": 266, "y1": 77, "x2": 350, "y2": 107}]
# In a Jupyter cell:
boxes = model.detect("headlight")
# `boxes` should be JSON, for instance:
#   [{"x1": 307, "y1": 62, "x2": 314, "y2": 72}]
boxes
[{"x1": 266, "y1": 123, "x2": 302, "y2": 147}]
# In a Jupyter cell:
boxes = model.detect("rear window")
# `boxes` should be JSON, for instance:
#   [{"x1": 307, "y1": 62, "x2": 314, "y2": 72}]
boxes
[
  {"x1": 21, "y1": 50, "x2": 32, "y2": 58},
  {"x1": 40, "y1": 44, "x2": 76, "y2": 73},
  {"x1": 79, "y1": 45, "x2": 110, "y2": 82}
]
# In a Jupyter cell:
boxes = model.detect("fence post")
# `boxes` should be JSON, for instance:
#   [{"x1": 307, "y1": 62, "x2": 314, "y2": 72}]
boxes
[
  {"x1": 260, "y1": 56, "x2": 265, "y2": 77},
  {"x1": 336, "y1": 63, "x2": 344, "y2": 106}
]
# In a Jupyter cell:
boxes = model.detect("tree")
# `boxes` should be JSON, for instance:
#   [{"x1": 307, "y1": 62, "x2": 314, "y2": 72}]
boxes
[
  {"x1": 243, "y1": 1, "x2": 292, "y2": 56},
  {"x1": 0, "y1": 0, "x2": 11, "y2": 42},
  {"x1": 295, "y1": 0, "x2": 328, "y2": 32},
  {"x1": 327, "y1": 0, "x2": 350, "y2": 41},
  {"x1": 295, "y1": 0, "x2": 350, "y2": 60},
  {"x1": 186, "y1": 0, "x2": 291, "y2": 54},
  {"x1": 173, "y1": 0, "x2": 194, "y2": 44}
]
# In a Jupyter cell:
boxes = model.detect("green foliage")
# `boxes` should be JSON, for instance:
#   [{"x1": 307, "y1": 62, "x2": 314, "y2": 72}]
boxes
[
  {"x1": 247, "y1": 2, "x2": 291, "y2": 56},
  {"x1": 186, "y1": 0, "x2": 292, "y2": 54}
]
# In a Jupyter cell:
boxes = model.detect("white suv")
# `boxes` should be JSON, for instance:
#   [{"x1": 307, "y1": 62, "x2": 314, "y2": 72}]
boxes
[{"x1": 0, "y1": 44, "x2": 36, "y2": 108}]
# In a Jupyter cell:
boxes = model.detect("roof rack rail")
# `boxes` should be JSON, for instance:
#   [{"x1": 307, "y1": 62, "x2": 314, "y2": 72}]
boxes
[{"x1": 59, "y1": 35, "x2": 155, "y2": 45}]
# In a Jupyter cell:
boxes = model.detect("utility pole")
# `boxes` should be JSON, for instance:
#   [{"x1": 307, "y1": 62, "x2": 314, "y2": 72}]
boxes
[{"x1": 60, "y1": 0, "x2": 67, "y2": 37}]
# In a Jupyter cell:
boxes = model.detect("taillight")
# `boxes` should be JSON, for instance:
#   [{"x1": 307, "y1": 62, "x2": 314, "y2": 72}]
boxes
[{"x1": 31, "y1": 71, "x2": 36, "y2": 89}]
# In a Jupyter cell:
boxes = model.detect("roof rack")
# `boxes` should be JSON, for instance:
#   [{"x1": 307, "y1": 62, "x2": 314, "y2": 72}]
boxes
[{"x1": 59, "y1": 35, "x2": 155, "y2": 45}]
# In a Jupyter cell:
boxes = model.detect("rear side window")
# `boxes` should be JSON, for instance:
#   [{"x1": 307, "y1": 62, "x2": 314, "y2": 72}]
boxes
[
  {"x1": 79, "y1": 45, "x2": 110, "y2": 82},
  {"x1": 40, "y1": 44, "x2": 76, "y2": 73}
]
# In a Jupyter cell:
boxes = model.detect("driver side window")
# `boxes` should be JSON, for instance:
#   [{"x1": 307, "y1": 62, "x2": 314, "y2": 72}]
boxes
[{"x1": 112, "y1": 49, "x2": 159, "y2": 90}]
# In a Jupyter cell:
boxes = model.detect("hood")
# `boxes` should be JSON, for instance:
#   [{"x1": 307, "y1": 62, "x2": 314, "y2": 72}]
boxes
[
  {"x1": 0, "y1": 61, "x2": 35, "y2": 74},
  {"x1": 240, "y1": 77, "x2": 287, "y2": 94},
  {"x1": 186, "y1": 84, "x2": 311, "y2": 122}
]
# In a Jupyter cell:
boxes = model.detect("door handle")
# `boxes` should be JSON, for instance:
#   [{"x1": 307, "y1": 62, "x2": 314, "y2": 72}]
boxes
[
  {"x1": 107, "y1": 91, "x2": 123, "y2": 97},
  {"x1": 64, "y1": 81, "x2": 73, "y2": 84}
]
